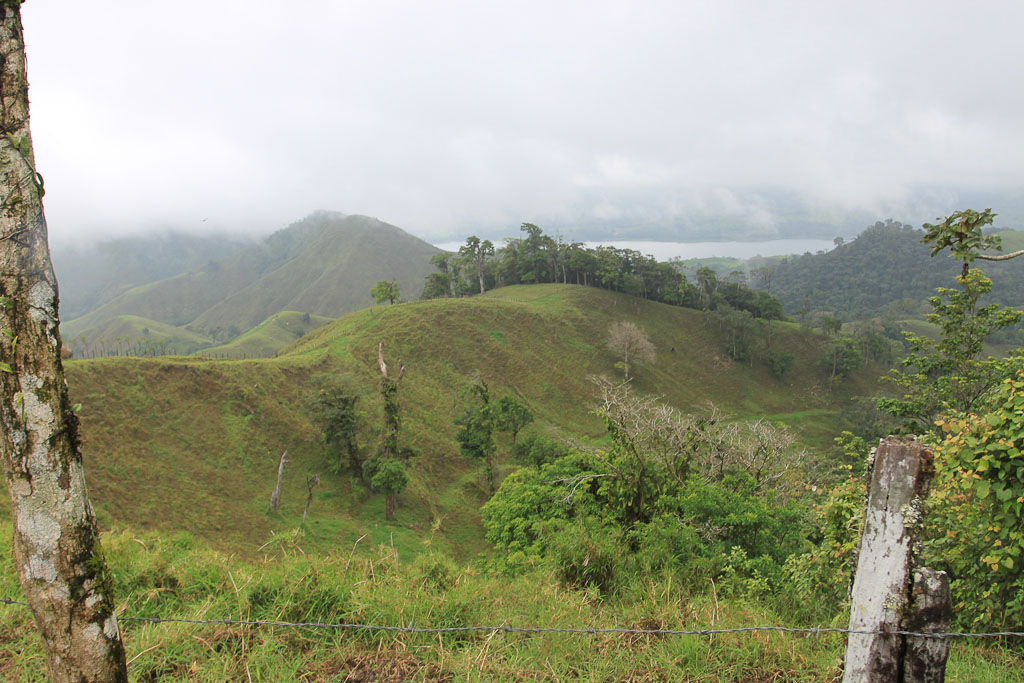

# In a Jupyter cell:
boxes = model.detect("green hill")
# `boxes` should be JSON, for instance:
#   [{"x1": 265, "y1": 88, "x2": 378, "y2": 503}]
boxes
[
  {"x1": 198, "y1": 310, "x2": 333, "y2": 359},
  {"x1": 55, "y1": 285, "x2": 879, "y2": 559},
  {"x1": 63, "y1": 314, "x2": 215, "y2": 358},
  {"x1": 770, "y1": 221, "x2": 1024, "y2": 321},
  {"x1": 61, "y1": 212, "x2": 441, "y2": 343}
]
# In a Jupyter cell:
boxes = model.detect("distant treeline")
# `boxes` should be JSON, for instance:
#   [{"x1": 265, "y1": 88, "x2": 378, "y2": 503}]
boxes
[
  {"x1": 422, "y1": 223, "x2": 783, "y2": 321},
  {"x1": 768, "y1": 219, "x2": 1024, "y2": 322}
]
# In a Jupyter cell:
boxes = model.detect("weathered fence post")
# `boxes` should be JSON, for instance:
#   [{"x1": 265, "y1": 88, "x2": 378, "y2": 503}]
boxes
[{"x1": 842, "y1": 435, "x2": 950, "y2": 683}]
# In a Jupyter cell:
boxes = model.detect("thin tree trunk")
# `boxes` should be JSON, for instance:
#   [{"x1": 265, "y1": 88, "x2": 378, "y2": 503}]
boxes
[
  {"x1": 302, "y1": 473, "x2": 320, "y2": 523},
  {"x1": 0, "y1": 5, "x2": 128, "y2": 681}
]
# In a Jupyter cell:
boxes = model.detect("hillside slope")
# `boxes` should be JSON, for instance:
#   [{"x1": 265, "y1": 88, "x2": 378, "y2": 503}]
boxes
[
  {"x1": 65, "y1": 314, "x2": 215, "y2": 358},
  {"x1": 198, "y1": 310, "x2": 333, "y2": 359},
  {"x1": 55, "y1": 285, "x2": 878, "y2": 559},
  {"x1": 770, "y1": 222, "x2": 1024, "y2": 319},
  {"x1": 62, "y1": 212, "x2": 441, "y2": 341}
]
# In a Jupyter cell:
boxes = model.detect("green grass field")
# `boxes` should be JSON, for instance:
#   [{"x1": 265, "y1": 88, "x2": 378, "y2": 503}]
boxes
[
  {"x1": 198, "y1": 310, "x2": 333, "y2": 359},
  {"x1": 39, "y1": 285, "x2": 882, "y2": 560},
  {"x1": 3, "y1": 285, "x2": 1021, "y2": 680}
]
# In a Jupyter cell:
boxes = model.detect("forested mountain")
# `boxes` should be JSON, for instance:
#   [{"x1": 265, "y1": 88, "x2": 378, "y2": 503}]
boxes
[
  {"x1": 61, "y1": 212, "x2": 440, "y2": 343},
  {"x1": 768, "y1": 220, "x2": 1024, "y2": 320},
  {"x1": 51, "y1": 231, "x2": 254, "y2": 320}
]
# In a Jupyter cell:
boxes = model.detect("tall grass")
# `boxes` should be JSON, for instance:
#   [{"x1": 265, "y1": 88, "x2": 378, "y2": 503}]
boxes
[{"x1": 0, "y1": 526, "x2": 1019, "y2": 681}]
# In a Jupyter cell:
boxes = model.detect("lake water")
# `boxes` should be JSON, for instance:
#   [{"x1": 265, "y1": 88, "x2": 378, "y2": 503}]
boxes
[{"x1": 433, "y1": 239, "x2": 836, "y2": 261}]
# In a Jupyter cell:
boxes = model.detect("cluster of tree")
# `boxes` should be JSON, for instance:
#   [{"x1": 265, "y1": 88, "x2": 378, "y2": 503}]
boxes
[
  {"x1": 766, "y1": 218, "x2": 1024, "y2": 338},
  {"x1": 481, "y1": 378, "x2": 817, "y2": 595},
  {"x1": 310, "y1": 343, "x2": 418, "y2": 520},
  {"x1": 370, "y1": 279, "x2": 401, "y2": 305},
  {"x1": 421, "y1": 223, "x2": 785, "y2": 320},
  {"x1": 455, "y1": 379, "x2": 534, "y2": 493}
]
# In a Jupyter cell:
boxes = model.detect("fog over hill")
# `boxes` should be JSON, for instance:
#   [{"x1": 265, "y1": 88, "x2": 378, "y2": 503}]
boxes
[{"x1": 60, "y1": 212, "x2": 440, "y2": 345}]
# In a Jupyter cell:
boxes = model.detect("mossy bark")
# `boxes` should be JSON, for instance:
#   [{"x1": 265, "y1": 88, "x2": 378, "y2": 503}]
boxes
[{"x1": 0, "y1": 5, "x2": 128, "y2": 681}]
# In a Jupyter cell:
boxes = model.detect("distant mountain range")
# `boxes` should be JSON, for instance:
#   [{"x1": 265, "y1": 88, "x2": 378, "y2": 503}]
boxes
[{"x1": 59, "y1": 212, "x2": 441, "y2": 355}]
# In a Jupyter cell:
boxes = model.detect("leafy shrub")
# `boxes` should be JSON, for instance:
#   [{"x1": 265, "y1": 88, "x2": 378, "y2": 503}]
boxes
[{"x1": 924, "y1": 370, "x2": 1024, "y2": 629}]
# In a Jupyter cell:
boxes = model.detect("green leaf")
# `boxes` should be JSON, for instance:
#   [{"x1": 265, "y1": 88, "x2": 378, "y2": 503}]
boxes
[
  {"x1": 0, "y1": 361, "x2": 11, "y2": 373},
  {"x1": 975, "y1": 479, "x2": 991, "y2": 499}
]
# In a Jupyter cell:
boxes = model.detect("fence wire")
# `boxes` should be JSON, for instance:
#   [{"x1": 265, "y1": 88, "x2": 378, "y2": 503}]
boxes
[{"x1": 2, "y1": 598, "x2": 1022, "y2": 640}]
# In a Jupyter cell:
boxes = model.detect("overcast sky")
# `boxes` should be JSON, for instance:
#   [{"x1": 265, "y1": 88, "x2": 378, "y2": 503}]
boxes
[{"x1": 20, "y1": 1, "x2": 1024, "y2": 245}]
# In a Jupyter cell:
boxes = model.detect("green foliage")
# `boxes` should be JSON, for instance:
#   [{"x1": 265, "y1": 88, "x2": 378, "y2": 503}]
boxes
[
  {"x1": 782, "y1": 472, "x2": 866, "y2": 617},
  {"x1": 366, "y1": 457, "x2": 409, "y2": 496},
  {"x1": 765, "y1": 349, "x2": 795, "y2": 378},
  {"x1": 455, "y1": 379, "x2": 497, "y2": 492},
  {"x1": 370, "y1": 279, "x2": 400, "y2": 305},
  {"x1": 58, "y1": 284, "x2": 876, "y2": 562},
  {"x1": 62, "y1": 212, "x2": 440, "y2": 343},
  {"x1": 428, "y1": 222, "x2": 781, "y2": 320},
  {"x1": 511, "y1": 432, "x2": 571, "y2": 469},
  {"x1": 921, "y1": 208, "x2": 1002, "y2": 271},
  {"x1": 484, "y1": 382, "x2": 815, "y2": 598},
  {"x1": 877, "y1": 269, "x2": 1022, "y2": 432},
  {"x1": 309, "y1": 375, "x2": 364, "y2": 475},
  {"x1": 924, "y1": 369, "x2": 1024, "y2": 629},
  {"x1": 457, "y1": 236, "x2": 495, "y2": 294},
  {"x1": 481, "y1": 452, "x2": 597, "y2": 561},
  {"x1": 820, "y1": 315, "x2": 842, "y2": 336},
  {"x1": 820, "y1": 336, "x2": 862, "y2": 380},
  {"x1": 12, "y1": 523, "x2": 984, "y2": 682},
  {"x1": 493, "y1": 394, "x2": 533, "y2": 442},
  {"x1": 710, "y1": 305, "x2": 757, "y2": 362}
]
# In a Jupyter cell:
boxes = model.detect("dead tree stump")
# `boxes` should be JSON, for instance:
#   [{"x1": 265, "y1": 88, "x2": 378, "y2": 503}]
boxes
[
  {"x1": 843, "y1": 435, "x2": 950, "y2": 683},
  {"x1": 268, "y1": 450, "x2": 288, "y2": 512}
]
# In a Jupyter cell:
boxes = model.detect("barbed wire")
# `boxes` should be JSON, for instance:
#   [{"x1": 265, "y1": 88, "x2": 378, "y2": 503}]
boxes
[{"x1": 2, "y1": 598, "x2": 1022, "y2": 640}]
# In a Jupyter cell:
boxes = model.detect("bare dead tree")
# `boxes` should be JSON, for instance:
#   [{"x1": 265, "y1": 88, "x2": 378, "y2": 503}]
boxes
[
  {"x1": 0, "y1": 4, "x2": 128, "y2": 681},
  {"x1": 591, "y1": 378, "x2": 809, "y2": 495},
  {"x1": 606, "y1": 321, "x2": 655, "y2": 380},
  {"x1": 268, "y1": 450, "x2": 288, "y2": 512},
  {"x1": 378, "y1": 340, "x2": 404, "y2": 384}
]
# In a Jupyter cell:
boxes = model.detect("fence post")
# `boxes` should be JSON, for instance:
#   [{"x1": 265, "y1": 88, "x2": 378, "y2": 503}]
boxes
[{"x1": 842, "y1": 436, "x2": 936, "y2": 683}]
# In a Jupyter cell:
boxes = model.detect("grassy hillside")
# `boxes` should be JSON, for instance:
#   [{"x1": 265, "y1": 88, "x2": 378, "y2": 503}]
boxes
[
  {"x1": 63, "y1": 314, "x2": 214, "y2": 358},
  {"x1": 995, "y1": 228, "x2": 1024, "y2": 252},
  {"x1": 61, "y1": 212, "x2": 440, "y2": 342},
  {"x1": 198, "y1": 310, "x2": 333, "y2": 359},
  {"x1": 49, "y1": 285, "x2": 880, "y2": 561}
]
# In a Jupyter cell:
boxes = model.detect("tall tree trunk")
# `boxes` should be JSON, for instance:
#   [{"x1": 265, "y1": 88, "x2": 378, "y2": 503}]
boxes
[{"x1": 0, "y1": 5, "x2": 128, "y2": 681}]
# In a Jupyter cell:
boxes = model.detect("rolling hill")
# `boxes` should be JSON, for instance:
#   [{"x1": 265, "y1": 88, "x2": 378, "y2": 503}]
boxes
[
  {"x1": 63, "y1": 314, "x2": 215, "y2": 358},
  {"x1": 61, "y1": 212, "x2": 441, "y2": 342},
  {"x1": 52, "y1": 285, "x2": 880, "y2": 560},
  {"x1": 197, "y1": 310, "x2": 333, "y2": 359}
]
